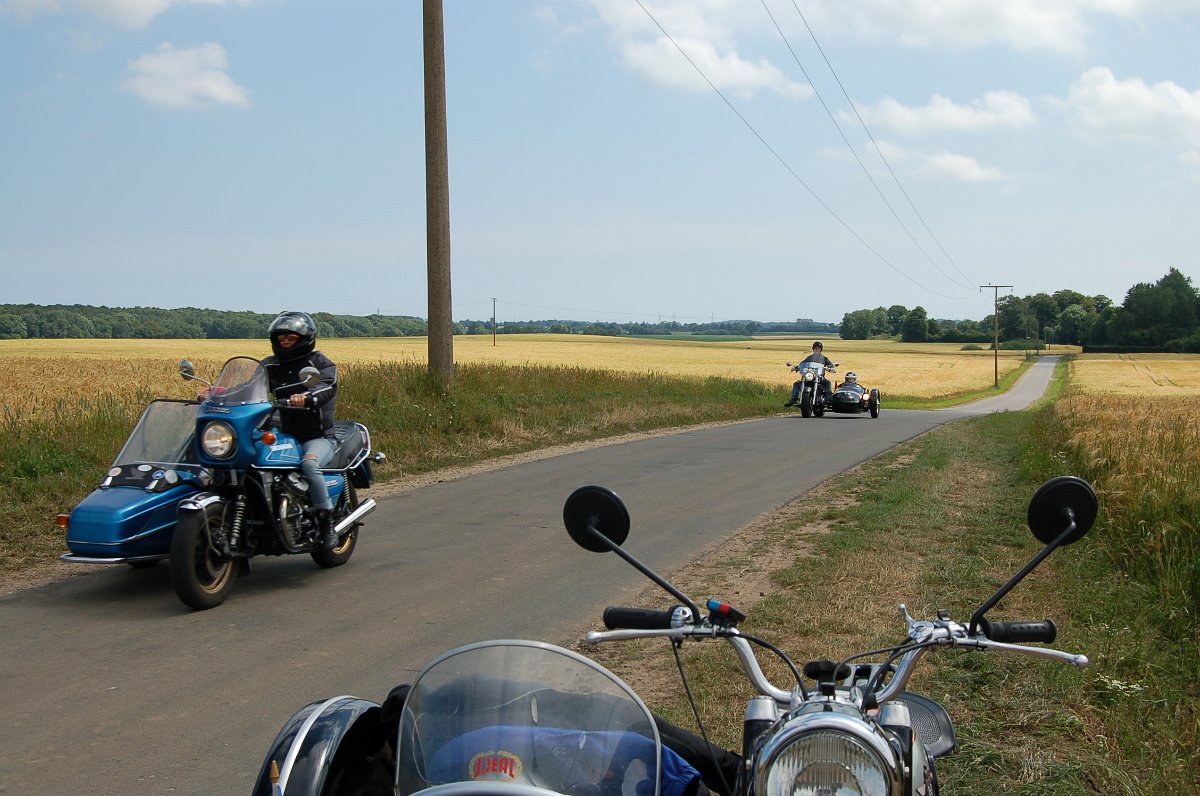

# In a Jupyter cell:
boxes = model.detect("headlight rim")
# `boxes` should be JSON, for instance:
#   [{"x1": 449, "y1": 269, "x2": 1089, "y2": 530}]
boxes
[
  {"x1": 200, "y1": 420, "x2": 238, "y2": 459},
  {"x1": 755, "y1": 711, "x2": 899, "y2": 796}
]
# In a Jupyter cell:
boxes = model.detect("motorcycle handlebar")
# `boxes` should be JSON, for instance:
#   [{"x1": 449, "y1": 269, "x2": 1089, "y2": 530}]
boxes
[
  {"x1": 603, "y1": 606, "x2": 676, "y2": 630},
  {"x1": 979, "y1": 618, "x2": 1057, "y2": 644}
]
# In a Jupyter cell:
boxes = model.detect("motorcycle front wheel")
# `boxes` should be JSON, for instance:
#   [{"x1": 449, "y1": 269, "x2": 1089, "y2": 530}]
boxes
[
  {"x1": 800, "y1": 391, "x2": 813, "y2": 418},
  {"x1": 170, "y1": 502, "x2": 238, "y2": 610}
]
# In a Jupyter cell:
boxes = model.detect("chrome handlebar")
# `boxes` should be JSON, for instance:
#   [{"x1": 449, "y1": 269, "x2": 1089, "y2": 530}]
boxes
[{"x1": 585, "y1": 603, "x2": 1088, "y2": 708}]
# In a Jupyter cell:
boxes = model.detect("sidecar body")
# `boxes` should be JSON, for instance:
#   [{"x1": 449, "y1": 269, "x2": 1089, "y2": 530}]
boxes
[
  {"x1": 60, "y1": 400, "x2": 208, "y2": 564},
  {"x1": 828, "y1": 382, "x2": 882, "y2": 418}
]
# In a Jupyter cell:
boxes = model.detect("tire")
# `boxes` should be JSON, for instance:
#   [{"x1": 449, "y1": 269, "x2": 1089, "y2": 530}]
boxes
[
  {"x1": 311, "y1": 486, "x2": 359, "y2": 568},
  {"x1": 813, "y1": 404, "x2": 826, "y2": 417},
  {"x1": 800, "y1": 391, "x2": 813, "y2": 418},
  {"x1": 869, "y1": 389, "x2": 881, "y2": 418},
  {"x1": 169, "y1": 502, "x2": 238, "y2": 610}
]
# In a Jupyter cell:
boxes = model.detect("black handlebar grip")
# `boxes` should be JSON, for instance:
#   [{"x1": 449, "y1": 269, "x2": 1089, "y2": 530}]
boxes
[
  {"x1": 982, "y1": 618, "x2": 1057, "y2": 643},
  {"x1": 603, "y1": 606, "x2": 675, "y2": 630}
]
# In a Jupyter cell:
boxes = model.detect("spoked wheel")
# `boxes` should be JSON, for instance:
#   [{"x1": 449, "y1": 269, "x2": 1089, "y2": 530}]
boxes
[
  {"x1": 311, "y1": 486, "x2": 359, "y2": 568},
  {"x1": 170, "y1": 502, "x2": 237, "y2": 610}
]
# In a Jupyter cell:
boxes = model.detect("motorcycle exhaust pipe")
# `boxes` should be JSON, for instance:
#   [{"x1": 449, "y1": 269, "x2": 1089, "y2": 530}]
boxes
[{"x1": 334, "y1": 497, "x2": 377, "y2": 533}]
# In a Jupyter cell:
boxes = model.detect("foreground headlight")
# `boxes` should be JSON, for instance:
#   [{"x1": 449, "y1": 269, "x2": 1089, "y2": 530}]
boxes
[
  {"x1": 201, "y1": 421, "x2": 237, "y2": 459},
  {"x1": 759, "y1": 729, "x2": 892, "y2": 796}
]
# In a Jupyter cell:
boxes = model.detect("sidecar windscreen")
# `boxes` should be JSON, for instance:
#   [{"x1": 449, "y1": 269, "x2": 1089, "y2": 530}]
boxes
[
  {"x1": 114, "y1": 400, "x2": 200, "y2": 468},
  {"x1": 206, "y1": 357, "x2": 270, "y2": 405}
]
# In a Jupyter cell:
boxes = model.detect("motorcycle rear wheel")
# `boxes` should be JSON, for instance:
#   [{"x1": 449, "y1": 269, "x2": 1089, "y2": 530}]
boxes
[
  {"x1": 311, "y1": 487, "x2": 359, "y2": 568},
  {"x1": 170, "y1": 502, "x2": 237, "y2": 610}
]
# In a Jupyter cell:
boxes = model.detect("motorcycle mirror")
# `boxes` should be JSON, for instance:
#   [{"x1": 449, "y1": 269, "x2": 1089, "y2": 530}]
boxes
[
  {"x1": 179, "y1": 360, "x2": 197, "y2": 380},
  {"x1": 1027, "y1": 475, "x2": 1097, "y2": 546},
  {"x1": 299, "y1": 366, "x2": 321, "y2": 388},
  {"x1": 563, "y1": 485, "x2": 630, "y2": 553}
]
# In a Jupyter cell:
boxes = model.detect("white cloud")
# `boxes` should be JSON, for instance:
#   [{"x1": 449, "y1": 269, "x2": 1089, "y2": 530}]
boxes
[
  {"x1": 918, "y1": 150, "x2": 1010, "y2": 182},
  {"x1": 852, "y1": 91, "x2": 1036, "y2": 135},
  {"x1": 622, "y1": 35, "x2": 811, "y2": 99},
  {"x1": 1067, "y1": 66, "x2": 1200, "y2": 146},
  {"x1": 1, "y1": 0, "x2": 256, "y2": 29},
  {"x1": 864, "y1": 141, "x2": 1012, "y2": 183},
  {"x1": 583, "y1": 0, "x2": 811, "y2": 100},
  {"x1": 123, "y1": 42, "x2": 249, "y2": 109}
]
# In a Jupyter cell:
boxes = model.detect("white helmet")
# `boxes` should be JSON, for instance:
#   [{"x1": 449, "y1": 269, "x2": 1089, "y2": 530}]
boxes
[{"x1": 844, "y1": 371, "x2": 858, "y2": 385}]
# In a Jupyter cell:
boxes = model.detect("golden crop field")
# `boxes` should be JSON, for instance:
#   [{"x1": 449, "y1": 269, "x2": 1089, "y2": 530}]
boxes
[
  {"x1": 1068, "y1": 352, "x2": 1200, "y2": 395},
  {"x1": 0, "y1": 335, "x2": 1036, "y2": 416}
]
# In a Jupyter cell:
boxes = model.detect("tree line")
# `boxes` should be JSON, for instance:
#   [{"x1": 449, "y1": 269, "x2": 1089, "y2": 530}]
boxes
[
  {"x1": 0, "y1": 304, "x2": 837, "y2": 340},
  {"x1": 839, "y1": 268, "x2": 1200, "y2": 352}
]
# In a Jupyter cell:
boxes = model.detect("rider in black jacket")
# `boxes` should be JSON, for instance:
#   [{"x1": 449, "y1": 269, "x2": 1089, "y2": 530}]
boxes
[
  {"x1": 263, "y1": 311, "x2": 340, "y2": 549},
  {"x1": 785, "y1": 341, "x2": 835, "y2": 407}
]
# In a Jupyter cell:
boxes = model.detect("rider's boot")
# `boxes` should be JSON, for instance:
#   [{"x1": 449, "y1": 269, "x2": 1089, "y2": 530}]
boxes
[{"x1": 318, "y1": 510, "x2": 337, "y2": 550}]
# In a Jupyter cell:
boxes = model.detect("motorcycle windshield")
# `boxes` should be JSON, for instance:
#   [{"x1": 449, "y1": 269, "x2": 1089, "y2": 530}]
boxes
[
  {"x1": 113, "y1": 400, "x2": 200, "y2": 468},
  {"x1": 395, "y1": 640, "x2": 663, "y2": 796},
  {"x1": 799, "y1": 362, "x2": 825, "y2": 376},
  {"x1": 206, "y1": 357, "x2": 270, "y2": 406}
]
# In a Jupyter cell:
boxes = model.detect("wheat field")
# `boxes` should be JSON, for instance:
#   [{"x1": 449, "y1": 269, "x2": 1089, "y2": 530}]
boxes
[
  {"x1": 0, "y1": 335, "x2": 1038, "y2": 416},
  {"x1": 1068, "y1": 352, "x2": 1200, "y2": 395}
]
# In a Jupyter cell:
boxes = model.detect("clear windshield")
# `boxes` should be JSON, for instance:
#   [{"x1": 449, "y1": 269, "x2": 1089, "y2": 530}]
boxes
[
  {"x1": 799, "y1": 361, "x2": 825, "y2": 376},
  {"x1": 113, "y1": 400, "x2": 199, "y2": 468},
  {"x1": 206, "y1": 356, "x2": 270, "y2": 405},
  {"x1": 396, "y1": 641, "x2": 662, "y2": 796}
]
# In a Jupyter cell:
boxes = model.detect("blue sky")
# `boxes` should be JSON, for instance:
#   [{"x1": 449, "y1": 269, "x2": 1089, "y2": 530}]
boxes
[{"x1": 2, "y1": 1, "x2": 1198, "y2": 326}]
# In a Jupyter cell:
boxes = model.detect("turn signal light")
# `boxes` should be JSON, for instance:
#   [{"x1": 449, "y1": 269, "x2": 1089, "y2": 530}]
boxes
[
  {"x1": 261, "y1": 431, "x2": 277, "y2": 445},
  {"x1": 55, "y1": 513, "x2": 70, "y2": 529}
]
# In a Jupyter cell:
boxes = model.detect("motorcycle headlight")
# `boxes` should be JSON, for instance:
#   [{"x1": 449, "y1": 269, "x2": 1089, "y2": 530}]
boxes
[
  {"x1": 803, "y1": 372, "x2": 815, "y2": 382},
  {"x1": 757, "y1": 716, "x2": 895, "y2": 796},
  {"x1": 200, "y1": 421, "x2": 237, "y2": 459}
]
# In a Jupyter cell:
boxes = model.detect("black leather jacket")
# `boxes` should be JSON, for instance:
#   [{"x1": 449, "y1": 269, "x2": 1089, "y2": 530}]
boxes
[{"x1": 262, "y1": 351, "x2": 337, "y2": 442}]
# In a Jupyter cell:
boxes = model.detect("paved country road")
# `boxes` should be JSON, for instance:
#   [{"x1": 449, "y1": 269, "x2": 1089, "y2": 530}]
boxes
[{"x1": 0, "y1": 357, "x2": 1058, "y2": 794}]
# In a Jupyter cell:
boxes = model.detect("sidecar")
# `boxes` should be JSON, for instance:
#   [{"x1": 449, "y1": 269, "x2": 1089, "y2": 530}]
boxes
[
  {"x1": 59, "y1": 399, "x2": 208, "y2": 565},
  {"x1": 828, "y1": 381, "x2": 881, "y2": 418}
]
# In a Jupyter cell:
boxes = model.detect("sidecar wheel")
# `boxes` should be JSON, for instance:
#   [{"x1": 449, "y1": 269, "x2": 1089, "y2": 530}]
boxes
[
  {"x1": 170, "y1": 503, "x2": 237, "y2": 610},
  {"x1": 869, "y1": 389, "x2": 881, "y2": 418}
]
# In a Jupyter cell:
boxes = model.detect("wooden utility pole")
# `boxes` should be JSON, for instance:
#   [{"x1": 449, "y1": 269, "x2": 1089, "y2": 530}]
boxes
[
  {"x1": 981, "y1": 284, "x2": 1012, "y2": 387},
  {"x1": 424, "y1": 0, "x2": 453, "y2": 379}
]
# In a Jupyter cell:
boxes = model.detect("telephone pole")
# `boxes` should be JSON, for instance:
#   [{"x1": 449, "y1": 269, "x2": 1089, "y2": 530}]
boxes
[
  {"x1": 424, "y1": 0, "x2": 453, "y2": 380},
  {"x1": 981, "y1": 284, "x2": 1012, "y2": 387}
]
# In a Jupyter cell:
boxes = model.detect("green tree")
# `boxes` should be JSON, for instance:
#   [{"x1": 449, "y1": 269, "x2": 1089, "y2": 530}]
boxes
[{"x1": 900, "y1": 307, "x2": 929, "y2": 342}]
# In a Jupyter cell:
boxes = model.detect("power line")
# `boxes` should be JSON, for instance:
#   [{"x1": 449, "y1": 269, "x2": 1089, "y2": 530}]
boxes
[
  {"x1": 789, "y1": 0, "x2": 976, "y2": 289},
  {"x1": 632, "y1": 0, "x2": 966, "y2": 301},
  {"x1": 762, "y1": 0, "x2": 975, "y2": 292}
]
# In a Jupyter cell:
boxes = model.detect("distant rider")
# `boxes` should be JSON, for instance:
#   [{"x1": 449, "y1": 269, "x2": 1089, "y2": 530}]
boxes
[
  {"x1": 264, "y1": 311, "x2": 340, "y2": 549},
  {"x1": 785, "y1": 341, "x2": 835, "y2": 407}
]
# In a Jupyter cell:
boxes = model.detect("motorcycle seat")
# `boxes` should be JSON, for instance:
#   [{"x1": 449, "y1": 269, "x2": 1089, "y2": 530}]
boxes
[{"x1": 324, "y1": 421, "x2": 368, "y2": 470}]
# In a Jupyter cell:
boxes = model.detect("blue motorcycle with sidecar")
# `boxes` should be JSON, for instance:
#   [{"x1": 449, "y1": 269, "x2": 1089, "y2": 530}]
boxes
[{"x1": 59, "y1": 356, "x2": 385, "y2": 609}]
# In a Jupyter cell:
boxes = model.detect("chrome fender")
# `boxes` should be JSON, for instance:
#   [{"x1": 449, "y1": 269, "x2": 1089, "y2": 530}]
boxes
[
  {"x1": 253, "y1": 696, "x2": 384, "y2": 796},
  {"x1": 177, "y1": 492, "x2": 226, "y2": 513}
]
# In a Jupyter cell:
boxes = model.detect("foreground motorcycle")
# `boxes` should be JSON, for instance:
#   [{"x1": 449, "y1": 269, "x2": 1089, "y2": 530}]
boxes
[
  {"x1": 254, "y1": 475, "x2": 1095, "y2": 796},
  {"x1": 60, "y1": 357, "x2": 384, "y2": 610},
  {"x1": 786, "y1": 360, "x2": 836, "y2": 418}
]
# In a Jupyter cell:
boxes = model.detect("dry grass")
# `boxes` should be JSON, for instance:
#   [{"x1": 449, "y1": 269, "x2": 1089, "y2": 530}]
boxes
[
  {"x1": 1069, "y1": 352, "x2": 1200, "y2": 395},
  {"x1": 0, "y1": 335, "x2": 1034, "y2": 415}
]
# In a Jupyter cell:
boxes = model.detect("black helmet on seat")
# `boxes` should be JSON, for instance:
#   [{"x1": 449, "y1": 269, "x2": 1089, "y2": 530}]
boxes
[{"x1": 268, "y1": 311, "x2": 317, "y2": 361}]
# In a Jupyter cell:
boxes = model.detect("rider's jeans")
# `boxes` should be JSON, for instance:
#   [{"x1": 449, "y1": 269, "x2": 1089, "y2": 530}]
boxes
[{"x1": 301, "y1": 436, "x2": 336, "y2": 512}]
